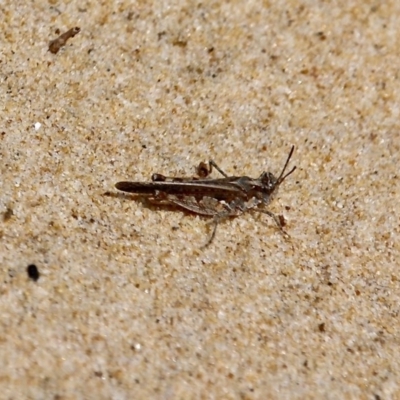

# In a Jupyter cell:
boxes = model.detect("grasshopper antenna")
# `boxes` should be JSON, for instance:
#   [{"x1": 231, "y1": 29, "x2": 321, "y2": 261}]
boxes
[{"x1": 277, "y1": 145, "x2": 296, "y2": 184}]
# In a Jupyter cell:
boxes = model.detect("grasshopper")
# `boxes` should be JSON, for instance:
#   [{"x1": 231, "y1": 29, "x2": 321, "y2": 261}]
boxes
[{"x1": 115, "y1": 146, "x2": 296, "y2": 247}]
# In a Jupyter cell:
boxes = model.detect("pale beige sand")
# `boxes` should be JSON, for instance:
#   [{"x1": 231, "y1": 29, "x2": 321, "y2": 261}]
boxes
[{"x1": 1, "y1": 1, "x2": 400, "y2": 398}]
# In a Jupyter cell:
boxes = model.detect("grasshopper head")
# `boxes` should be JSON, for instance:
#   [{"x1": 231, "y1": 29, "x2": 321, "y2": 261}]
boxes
[
  {"x1": 260, "y1": 171, "x2": 278, "y2": 190},
  {"x1": 259, "y1": 146, "x2": 296, "y2": 201}
]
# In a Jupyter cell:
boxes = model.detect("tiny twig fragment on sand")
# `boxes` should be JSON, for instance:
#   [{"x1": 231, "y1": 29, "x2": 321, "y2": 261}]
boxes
[{"x1": 49, "y1": 27, "x2": 81, "y2": 54}]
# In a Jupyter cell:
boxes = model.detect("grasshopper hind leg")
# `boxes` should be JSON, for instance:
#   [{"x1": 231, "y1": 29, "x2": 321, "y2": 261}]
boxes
[
  {"x1": 201, "y1": 199, "x2": 245, "y2": 248},
  {"x1": 202, "y1": 213, "x2": 230, "y2": 248},
  {"x1": 201, "y1": 218, "x2": 219, "y2": 248}
]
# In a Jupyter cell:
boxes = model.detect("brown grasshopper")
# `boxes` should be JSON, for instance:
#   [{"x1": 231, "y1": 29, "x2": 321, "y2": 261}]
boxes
[{"x1": 115, "y1": 146, "x2": 296, "y2": 247}]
